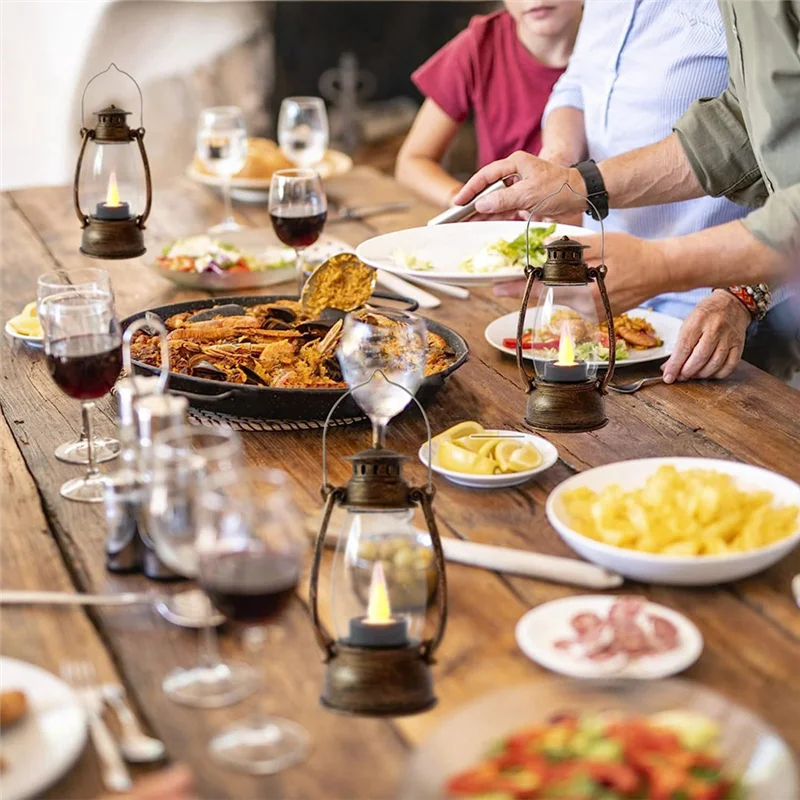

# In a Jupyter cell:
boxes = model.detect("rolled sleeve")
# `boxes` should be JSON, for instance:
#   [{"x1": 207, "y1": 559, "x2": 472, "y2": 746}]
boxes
[
  {"x1": 673, "y1": 81, "x2": 768, "y2": 208},
  {"x1": 742, "y1": 184, "x2": 800, "y2": 261},
  {"x1": 542, "y1": 68, "x2": 584, "y2": 124}
]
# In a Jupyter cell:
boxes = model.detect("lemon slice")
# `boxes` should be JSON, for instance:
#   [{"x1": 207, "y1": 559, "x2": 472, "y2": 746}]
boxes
[
  {"x1": 452, "y1": 435, "x2": 486, "y2": 454},
  {"x1": 507, "y1": 443, "x2": 542, "y2": 472},
  {"x1": 433, "y1": 421, "x2": 484, "y2": 443},
  {"x1": 8, "y1": 302, "x2": 43, "y2": 338},
  {"x1": 436, "y1": 440, "x2": 498, "y2": 475},
  {"x1": 495, "y1": 440, "x2": 522, "y2": 473}
]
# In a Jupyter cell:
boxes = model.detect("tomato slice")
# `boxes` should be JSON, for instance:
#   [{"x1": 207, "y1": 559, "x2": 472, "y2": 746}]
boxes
[{"x1": 502, "y1": 337, "x2": 559, "y2": 351}]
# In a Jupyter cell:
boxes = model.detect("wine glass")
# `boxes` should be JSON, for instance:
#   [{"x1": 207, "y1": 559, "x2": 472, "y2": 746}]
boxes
[
  {"x1": 144, "y1": 426, "x2": 254, "y2": 708},
  {"x1": 269, "y1": 169, "x2": 327, "y2": 296},
  {"x1": 39, "y1": 288, "x2": 122, "y2": 502},
  {"x1": 277, "y1": 96, "x2": 329, "y2": 169},
  {"x1": 337, "y1": 308, "x2": 428, "y2": 448},
  {"x1": 196, "y1": 106, "x2": 248, "y2": 234},
  {"x1": 37, "y1": 268, "x2": 120, "y2": 465},
  {"x1": 197, "y1": 467, "x2": 309, "y2": 774}
]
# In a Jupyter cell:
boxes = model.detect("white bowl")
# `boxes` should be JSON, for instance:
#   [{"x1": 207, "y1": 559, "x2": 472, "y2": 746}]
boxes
[
  {"x1": 546, "y1": 457, "x2": 800, "y2": 585},
  {"x1": 419, "y1": 430, "x2": 558, "y2": 489}
]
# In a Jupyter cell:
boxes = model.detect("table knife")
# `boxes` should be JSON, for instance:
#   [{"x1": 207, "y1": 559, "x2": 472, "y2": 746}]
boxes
[
  {"x1": 0, "y1": 591, "x2": 157, "y2": 606},
  {"x1": 328, "y1": 201, "x2": 412, "y2": 223}
]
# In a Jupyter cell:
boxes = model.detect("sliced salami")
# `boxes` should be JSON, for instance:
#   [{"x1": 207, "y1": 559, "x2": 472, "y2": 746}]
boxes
[
  {"x1": 570, "y1": 612, "x2": 603, "y2": 637},
  {"x1": 608, "y1": 596, "x2": 646, "y2": 625},
  {"x1": 648, "y1": 614, "x2": 680, "y2": 652}
]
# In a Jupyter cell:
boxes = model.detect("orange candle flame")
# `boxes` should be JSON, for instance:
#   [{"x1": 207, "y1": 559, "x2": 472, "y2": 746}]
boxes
[
  {"x1": 555, "y1": 322, "x2": 577, "y2": 366},
  {"x1": 105, "y1": 172, "x2": 121, "y2": 207},
  {"x1": 366, "y1": 561, "x2": 393, "y2": 624}
]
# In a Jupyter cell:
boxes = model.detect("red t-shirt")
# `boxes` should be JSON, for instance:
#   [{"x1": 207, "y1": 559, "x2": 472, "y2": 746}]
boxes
[{"x1": 412, "y1": 11, "x2": 566, "y2": 167}]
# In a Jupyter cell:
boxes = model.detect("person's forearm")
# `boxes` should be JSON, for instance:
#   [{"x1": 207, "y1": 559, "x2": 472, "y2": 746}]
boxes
[
  {"x1": 540, "y1": 107, "x2": 587, "y2": 166},
  {"x1": 395, "y1": 154, "x2": 463, "y2": 208},
  {"x1": 590, "y1": 133, "x2": 706, "y2": 210},
  {"x1": 660, "y1": 220, "x2": 786, "y2": 291}
]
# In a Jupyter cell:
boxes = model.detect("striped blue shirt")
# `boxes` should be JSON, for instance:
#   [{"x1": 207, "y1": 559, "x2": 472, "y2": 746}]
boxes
[{"x1": 544, "y1": 0, "x2": 748, "y2": 319}]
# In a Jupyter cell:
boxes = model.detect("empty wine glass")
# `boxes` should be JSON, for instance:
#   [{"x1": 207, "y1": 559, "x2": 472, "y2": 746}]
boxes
[
  {"x1": 37, "y1": 268, "x2": 120, "y2": 466},
  {"x1": 268, "y1": 169, "x2": 327, "y2": 295},
  {"x1": 277, "y1": 96, "x2": 329, "y2": 169},
  {"x1": 197, "y1": 466, "x2": 309, "y2": 774},
  {"x1": 40, "y1": 288, "x2": 122, "y2": 502},
  {"x1": 144, "y1": 426, "x2": 255, "y2": 708},
  {"x1": 337, "y1": 308, "x2": 428, "y2": 448},
  {"x1": 196, "y1": 106, "x2": 248, "y2": 234}
]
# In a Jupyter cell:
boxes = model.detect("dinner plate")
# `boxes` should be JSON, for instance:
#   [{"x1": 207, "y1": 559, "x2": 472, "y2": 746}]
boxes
[
  {"x1": 0, "y1": 657, "x2": 87, "y2": 800},
  {"x1": 356, "y1": 220, "x2": 594, "y2": 286},
  {"x1": 4, "y1": 321, "x2": 43, "y2": 349},
  {"x1": 515, "y1": 595, "x2": 703, "y2": 679},
  {"x1": 397, "y1": 679, "x2": 799, "y2": 800},
  {"x1": 187, "y1": 148, "x2": 354, "y2": 203},
  {"x1": 485, "y1": 306, "x2": 682, "y2": 368},
  {"x1": 146, "y1": 232, "x2": 353, "y2": 291},
  {"x1": 418, "y1": 430, "x2": 558, "y2": 489},
  {"x1": 546, "y1": 457, "x2": 800, "y2": 585}
]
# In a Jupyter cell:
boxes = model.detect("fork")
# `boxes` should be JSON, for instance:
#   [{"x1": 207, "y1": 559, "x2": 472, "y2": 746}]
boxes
[
  {"x1": 608, "y1": 376, "x2": 664, "y2": 394},
  {"x1": 61, "y1": 661, "x2": 132, "y2": 793}
]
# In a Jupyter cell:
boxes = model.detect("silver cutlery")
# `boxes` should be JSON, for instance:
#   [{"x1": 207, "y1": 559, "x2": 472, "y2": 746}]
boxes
[
  {"x1": 608, "y1": 376, "x2": 664, "y2": 394},
  {"x1": 328, "y1": 201, "x2": 411, "y2": 223},
  {"x1": 61, "y1": 661, "x2": 132, "y2": 793},
  {"x1": 103, "y1": 683, "x2": 166, "y2": 763},
  {"x1": 1, "y1": 590, "x2": 157, "y2": 606},
  {"x1": 400, "y1": 274, "x2": 470, "y2": 299}
]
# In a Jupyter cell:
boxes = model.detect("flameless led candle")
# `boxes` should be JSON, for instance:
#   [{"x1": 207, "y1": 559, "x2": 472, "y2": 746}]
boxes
[
  {"x1": 538, "y1": 323, "x2": 590, "y2": 383},
  {"x1": 348, "y1": 562, "x2": 409, "y2": 647},
  {"x1": 95, "y1": 173, "x2": 131, "y2": 221}
]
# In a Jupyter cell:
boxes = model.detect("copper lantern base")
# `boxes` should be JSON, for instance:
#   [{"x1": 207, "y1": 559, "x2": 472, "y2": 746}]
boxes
[
  {"x1": 321, "y1": 643, "x2": 436, "y2": 717},
  {"x1": 80, "y1": 216, "x2": 146, "y2": 260},
  {"x1": 524, "y1": 380, "x2": 608, "y2": 433}
]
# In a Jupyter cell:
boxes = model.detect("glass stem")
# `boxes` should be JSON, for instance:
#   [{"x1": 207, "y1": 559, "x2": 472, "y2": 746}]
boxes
[
  {"x1": 243, "y1": 626, "x2": 268, "y2": 728},
  {"x1": 82, "y1": 402, "x2": 98, "y2": 478},
  {"x1": 295, "y1": 248, "x2": 305, "y2": 297},
  {"x1": 372, "y1": 421, "x2": 387, "y2": 449},
  {"x1": 198, "y1": 593, "x2": 221, "y2": 670},
  {"x1": 222, "y1": 177, "x2": 234, "y2": 225}
]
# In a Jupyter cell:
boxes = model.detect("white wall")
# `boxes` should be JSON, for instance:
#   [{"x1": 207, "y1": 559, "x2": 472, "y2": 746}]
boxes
[{"x1": 0, "y1": 0, "x2": 263, "y2": 190}]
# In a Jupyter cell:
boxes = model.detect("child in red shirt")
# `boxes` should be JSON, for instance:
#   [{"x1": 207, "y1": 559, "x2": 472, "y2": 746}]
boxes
[{"x1": 396, "y1": 1, "x2": 582, "y2": 207}]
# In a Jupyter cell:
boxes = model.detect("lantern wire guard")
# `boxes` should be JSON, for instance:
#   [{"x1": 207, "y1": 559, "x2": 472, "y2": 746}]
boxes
[
  {"x1": 74, "y1": 63, "x2": 152, "y2": 259},
  {"x1": 515, "y1": 183, "x2": 617, "y2": 432},
  {"x1": 309, "y1": 370, "x2": 448, "y2": 716}
]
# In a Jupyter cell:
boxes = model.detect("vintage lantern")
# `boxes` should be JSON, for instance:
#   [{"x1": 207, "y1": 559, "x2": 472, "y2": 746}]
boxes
[
  {"x1": 74, "y1": 64, "x2": 152, "y2": 259},
  {"x1": 516, "y1": 188, "x2": 616, "y2": 432},
  {"x1": 309, "y1": 373, "x2": 447, "y2": 717}
]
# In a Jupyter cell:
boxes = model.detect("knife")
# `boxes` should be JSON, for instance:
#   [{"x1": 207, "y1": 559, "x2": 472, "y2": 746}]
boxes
[
  {"x1": 328, "y1": 201, "x2": 412, "y2": 223},
  {"x1": 0, "y1": 591, "x2": 158, "y2": 606}
]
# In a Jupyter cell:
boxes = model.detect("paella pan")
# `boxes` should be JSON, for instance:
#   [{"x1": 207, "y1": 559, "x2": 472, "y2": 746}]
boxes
[{"x1": 122, "y1": 295, "x2": 469, "y2": 420}]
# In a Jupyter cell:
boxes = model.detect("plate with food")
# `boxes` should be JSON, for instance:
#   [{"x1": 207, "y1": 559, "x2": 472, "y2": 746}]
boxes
[
  {"x1": 356, "y1": 221, "x2": 593, "y2": 285},
  {"x1": 547, "y1": 458, "x2": 800, "y2": 585},
  {"x1": 0, "y1": 657, "x2": 87, "y2": 800},
  {"x1": 123, "y1": 295, "x2": 468, "y2": 420},
  {"x1": 398, "y1": 679, "x2": 798, "y2": 800},
  {"x1": 485, "y1": 306, "x2": 682, "y2": 368},
  {"x1": 419, "y1": 421, "x2": 558, "y2": 488},
  {"x1": 5, "y1": 302, "x2": 43, "y2": 348},
  {"x1": 516, "y1": 595, "x2": 703, "y2": 680},
  {"x1": 187, "y1": 137, "x2": 353, "y2": 202}
]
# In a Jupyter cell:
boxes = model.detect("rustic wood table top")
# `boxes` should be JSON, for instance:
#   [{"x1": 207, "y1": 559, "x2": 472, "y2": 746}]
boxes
[{"x1": 2, "y1": 167, "x2": 799, "y2": 799}]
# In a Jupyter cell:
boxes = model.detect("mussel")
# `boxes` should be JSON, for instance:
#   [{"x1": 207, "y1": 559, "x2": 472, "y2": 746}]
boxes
[{"x1": 260, "y1": 305, "x2": 298, "y2": 324}]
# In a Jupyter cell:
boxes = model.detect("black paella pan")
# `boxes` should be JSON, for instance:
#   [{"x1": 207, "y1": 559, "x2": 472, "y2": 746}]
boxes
[{"x1": 121, "y1": 294, "x2": 469, "y2": 421}]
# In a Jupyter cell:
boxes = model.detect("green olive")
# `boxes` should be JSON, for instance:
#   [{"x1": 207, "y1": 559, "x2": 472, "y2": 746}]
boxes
[
  {"x1": 392, "y1": 547, "x2": 414, "y2": 568},
  {"x1": 358, "y1": 541, "x2": 378, "y2": 560}
]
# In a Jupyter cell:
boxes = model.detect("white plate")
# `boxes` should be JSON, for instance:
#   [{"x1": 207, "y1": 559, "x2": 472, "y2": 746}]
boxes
[
  {"x1": 398, "y1": 679, "x2": 799, "y2": 800},
  {"x1": 0, "y1": 657, "x2": 87, "y2": 800},
  {"x1": 419, "y1": 430, "x2": 558, "y2": 488},
  {"x1": 147, "y1": 232, "x2": 353, "y2": 291},
  {"x1": 516, "y1": 595, "x2": 703, "y2": 679},
  {"x1": 5, "y1": 321, "x2": 43, "y2": 349},
  {"x1": 485, "y1": 306, "x2": 682, "y2": 368},
  {"x1": 546, "y1": 457, "x2": 800, "y2": 585},
  {"x1": 356, "y1": 220, "x2": 594, "y2": 286}
]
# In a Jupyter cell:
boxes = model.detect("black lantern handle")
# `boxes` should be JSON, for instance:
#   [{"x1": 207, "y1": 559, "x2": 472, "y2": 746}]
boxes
[
  {"x1": 80, "y1": 63, "x2": 144, "y2": 129},
  {"x1": 73, "y1": 129, "x2": 92, "y2": 227},
  {"x1": 592, "y1": 265, "x2": 617, "y2": 393}
]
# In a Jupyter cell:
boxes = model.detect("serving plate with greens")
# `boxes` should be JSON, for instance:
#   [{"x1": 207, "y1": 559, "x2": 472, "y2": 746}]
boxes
[{"x1": 356, "y1": 221, "x2": 593, "y2": 285}]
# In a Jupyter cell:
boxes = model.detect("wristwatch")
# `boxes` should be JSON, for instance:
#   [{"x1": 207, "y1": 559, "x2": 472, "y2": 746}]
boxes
[{"x1": 572, "y1": 159, "x2": 609, "y2": 221}]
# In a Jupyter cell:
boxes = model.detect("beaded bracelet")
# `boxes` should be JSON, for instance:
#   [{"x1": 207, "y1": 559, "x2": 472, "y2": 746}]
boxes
[{"x1": 725, "y1": 284, "x2": 771, "y2": 321}]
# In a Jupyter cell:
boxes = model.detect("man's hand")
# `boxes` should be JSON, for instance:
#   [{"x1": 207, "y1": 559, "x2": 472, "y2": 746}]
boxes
[
  {"x1": 453, "y1": 151, "x2": 585, "y2": 218},
  {"x1": 661, "y1": 290, "x2": 750, "y2": 383}
]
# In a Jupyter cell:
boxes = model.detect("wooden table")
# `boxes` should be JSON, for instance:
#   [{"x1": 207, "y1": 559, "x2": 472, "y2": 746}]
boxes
[{"x1": 2, "y1": 167, "x2": 799, "y2": 799}]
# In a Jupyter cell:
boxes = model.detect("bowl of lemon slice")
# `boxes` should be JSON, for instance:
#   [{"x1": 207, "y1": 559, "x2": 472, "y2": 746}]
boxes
[
  {"x1": 419, "y1": 421, "x2": 559, "y2": 489},
  {"x1": 5, "y1": 301, "x2": 43, "y2": 348}
]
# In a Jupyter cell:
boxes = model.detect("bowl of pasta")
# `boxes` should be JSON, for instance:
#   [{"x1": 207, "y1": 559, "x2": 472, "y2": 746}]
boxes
[{"x1": 545, "y1": 458, "x2": 800, "y2": 585}]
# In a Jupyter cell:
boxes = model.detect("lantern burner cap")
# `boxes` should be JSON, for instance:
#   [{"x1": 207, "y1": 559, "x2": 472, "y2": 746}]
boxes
[
  {"x1": 343, "y1": 448, "x2": 413, "y2": 510},
  {"x1": 538, "y1": 235, "x2": 591, "y2": 285},
  {"x1": 92, "y1": 104, "x2": 133, "y2": 143}
]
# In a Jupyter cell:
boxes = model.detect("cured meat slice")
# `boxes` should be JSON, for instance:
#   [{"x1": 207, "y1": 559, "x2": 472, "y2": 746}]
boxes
[
  {"x1": 570, "y1": 612, "x2": 603, "y2": 637},
  {"x1": 648, "y1": 614, "x2": 679, "y2": 652},
  {"x1": 608, "y1": 596, "x2": 646, "y2": 625}
]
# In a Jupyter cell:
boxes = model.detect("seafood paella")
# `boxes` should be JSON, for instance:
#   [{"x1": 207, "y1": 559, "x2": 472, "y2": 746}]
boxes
[{"x1": 128, "y1": 300, "x2": 458, "y2": 390}]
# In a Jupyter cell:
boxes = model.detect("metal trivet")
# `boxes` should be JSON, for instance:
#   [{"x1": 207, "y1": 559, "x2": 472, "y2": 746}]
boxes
[{"x1": 187, "y1": 406, "x2": 367, "y2": 432}]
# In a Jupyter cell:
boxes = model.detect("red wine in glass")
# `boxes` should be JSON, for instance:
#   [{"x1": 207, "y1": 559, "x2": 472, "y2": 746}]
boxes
[
  {"x1": 270, "y1": 206, "x2": 327, "y2": 249},
  {"x1": 45, "y1": 334, "x2": 122, "y2": 400},
  {"x1": 200, "y1": 550, "x2": 300, "y2": 624}
]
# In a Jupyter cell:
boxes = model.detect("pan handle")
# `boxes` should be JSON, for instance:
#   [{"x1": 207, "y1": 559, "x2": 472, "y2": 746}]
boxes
[{"x1": 370, "y1": 291, "x2": 419, "y2": 313}]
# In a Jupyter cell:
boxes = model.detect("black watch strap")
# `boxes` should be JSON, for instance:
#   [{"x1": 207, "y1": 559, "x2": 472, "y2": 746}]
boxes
[{"x1": 572, "y1": 159, "x2": 609, "y2": 221}]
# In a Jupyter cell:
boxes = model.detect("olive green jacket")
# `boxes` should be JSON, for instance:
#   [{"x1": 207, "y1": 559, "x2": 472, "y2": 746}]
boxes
[{"x1": 673, "y1": 0, "x2": 800, "y2": 257}]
